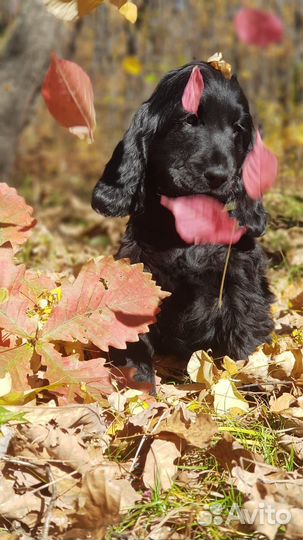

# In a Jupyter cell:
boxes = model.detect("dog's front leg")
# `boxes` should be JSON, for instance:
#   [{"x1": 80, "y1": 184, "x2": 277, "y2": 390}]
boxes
[
  {"x1": 232, "y1": 188, "x2": 268, "y2": 238},
  {"x1": 108, "y1": 334, "x2": 156, "y2": 394}
]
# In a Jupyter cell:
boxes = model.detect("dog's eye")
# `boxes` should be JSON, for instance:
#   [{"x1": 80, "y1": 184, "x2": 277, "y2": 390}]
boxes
[
  {"x1": 185, "y1": 114, "x2": 198, "y2": 126},
  {"x1": 233, "y1": 123, "x2": 245, "y2": 138}
]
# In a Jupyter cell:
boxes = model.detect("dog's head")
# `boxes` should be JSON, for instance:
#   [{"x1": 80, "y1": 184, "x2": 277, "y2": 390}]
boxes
[{"x1": 92, "y1": 61, "x2": 256, "y2": 222}]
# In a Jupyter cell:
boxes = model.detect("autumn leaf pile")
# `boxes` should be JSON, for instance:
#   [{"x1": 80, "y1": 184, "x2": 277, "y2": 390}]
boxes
[
  {"x1": 1, "y1": 4, "x2": 303, "y2": 539},
  {"x1": 0, "y1": 182, "x2": 302, "y2": 540}
]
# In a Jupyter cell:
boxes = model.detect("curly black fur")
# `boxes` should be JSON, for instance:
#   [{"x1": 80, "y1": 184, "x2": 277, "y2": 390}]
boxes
[{"x1": 92, "y1": 61, "x2": 274, "y2": 388}]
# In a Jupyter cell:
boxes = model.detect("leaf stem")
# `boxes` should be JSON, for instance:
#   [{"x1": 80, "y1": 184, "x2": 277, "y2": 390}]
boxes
[{"x1": 218, "y1": 223, "x2": 235, "y2": 308}]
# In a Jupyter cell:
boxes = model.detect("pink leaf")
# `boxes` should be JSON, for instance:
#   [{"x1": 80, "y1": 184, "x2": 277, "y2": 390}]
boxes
[
  {"x1": 36, "y1": 342, "x2": 114, "y2": 402},
  {"x1": 182, "y1": 66, "x2": 204, "y2": 116},
  {"x1": 40, "y1": 257, "x2": 170, "y2": 351},
  {"x1": 161, "y1": 195, "x2": 246, "y2": 245},
  {"x1": 0, "y1": 249, "x2": 38, "y2": 339},
  {"x1": 234, "y1": 8, "x2": 284, "y2": 47},
  {"x1": 243, "y1": 131, "x2": 278, "y2": 200},
  {"x1": 0, "y1": 183, "x2": 36, "y2": 248},
  {"x1": 42, "y1": 52, "x2": 96, "y2": 142}
]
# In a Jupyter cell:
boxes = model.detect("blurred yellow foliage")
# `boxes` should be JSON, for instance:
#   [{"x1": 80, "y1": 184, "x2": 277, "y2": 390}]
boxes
[{"x1": 122, "y1": 56, "x2": 143, "y2": 76}]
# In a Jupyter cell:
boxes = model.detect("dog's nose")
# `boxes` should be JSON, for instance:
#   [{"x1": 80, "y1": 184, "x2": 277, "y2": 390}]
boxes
[{"x1": 205, "y1": 169, "x2": 228, "y2": 188}]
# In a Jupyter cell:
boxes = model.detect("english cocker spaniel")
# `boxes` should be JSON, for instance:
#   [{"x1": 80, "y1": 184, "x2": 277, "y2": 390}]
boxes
[{"x1": 92, "y1": 61, "x2": 274, "y2": 388}]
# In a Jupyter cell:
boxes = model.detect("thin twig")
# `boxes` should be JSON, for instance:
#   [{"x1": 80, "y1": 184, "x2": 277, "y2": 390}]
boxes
[
  {"x1": 218, "y1": 223, "x2": 236, "y2": 308},
  {"x1": 41, "y1": 465, "x2": 57, "y2": 540}
]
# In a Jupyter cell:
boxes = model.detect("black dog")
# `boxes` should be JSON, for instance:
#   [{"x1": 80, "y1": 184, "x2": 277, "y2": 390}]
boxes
[{"x1": 92, "y1": 61, "x2": 274, "y2": 388}]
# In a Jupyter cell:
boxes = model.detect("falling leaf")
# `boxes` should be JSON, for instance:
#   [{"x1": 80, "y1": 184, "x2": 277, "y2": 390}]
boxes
[
  {"x1": 43, "y1": 0, "x2": 105, "y2": 20},
  {"x1": 161, "y1": 195, "x2": 246, "y2": 245},
  {"x1": 212, "y1": 378, "x2": 249, "y2": 416},
  {"x1": 42, "y1": 53, "x2": 96, "y2": 142},
  {"x1": 143, "y1": 438, "x2": 181, "y2": 491},
  {"x1": 243, "y1": 131, "x2": 278, "y2": 200},
  {"x1": 234, "y1": 8, "x2": 284, "y2": 47},
  {"x1": 118, "y1": 1, "x2": 137, "y2": 23}
]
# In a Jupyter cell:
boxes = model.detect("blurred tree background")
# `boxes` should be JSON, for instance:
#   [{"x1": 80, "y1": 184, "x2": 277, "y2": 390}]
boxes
[{"x1": 0, "y1": 0, "x2": 302, "y2": 272}]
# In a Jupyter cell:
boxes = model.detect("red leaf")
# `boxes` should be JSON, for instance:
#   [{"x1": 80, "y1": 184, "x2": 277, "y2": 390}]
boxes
[
  {"x1": 40, "y1": 257, "x2": 170, "y2": 351},
  {"x1": 0, "y1": 249, "x2": 56, "y2": 339},
  {"x1": 0, "y1": 183, "x2": 36, "y2": 248},
  {"x1": 234, "y1": 8, "x2": 284, "y2": 47},
  {"x1": 37, "y1": 342, "x2": 113, "y2": 402},
  {"x1": 0, "y1": 249, "x2": 38, "y2": 339},
  {"x1": 0, "y1": 343, "x2": 34, "y2": 394},
  {"x1": 42, "y1": 52, "x2": 96, "y2": 142},
  {"x1": 161, "y1": 195, "x2": 246, "y2": 245},
  {"x1": 182, "y1": 66, "x2": 204, "y2": 116},
  {"x1": 243, "y1": 131, "x2": 278, "y2": 200}
]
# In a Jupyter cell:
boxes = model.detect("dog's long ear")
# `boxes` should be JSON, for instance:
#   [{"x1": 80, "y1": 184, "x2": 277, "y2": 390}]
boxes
[{"x1": 92, "y1": 103, "x2": 150, "y2": 217}]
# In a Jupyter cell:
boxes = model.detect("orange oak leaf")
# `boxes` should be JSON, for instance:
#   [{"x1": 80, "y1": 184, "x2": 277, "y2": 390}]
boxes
[
  {"x1": 39, "y1": 257, "x2": 170, "y2": 350},
  {"x1": 0, "y1": 250, "x2": 38, "y2": 339},
  {"x1": 0, "y1": 343, "x2": 34, "y2": 393},
  {"x1": 143, "y1": 438, "x2": 181, "y2": 491},
  {"x1": 37, "y1": 342, "x2": 113, "y2": 401},
  {"x1": 0, "y1": 183, "x2": 36, "y2": 248},
  {"x1": 42, "y1": 53, "x2": 96, "y2": 142}
]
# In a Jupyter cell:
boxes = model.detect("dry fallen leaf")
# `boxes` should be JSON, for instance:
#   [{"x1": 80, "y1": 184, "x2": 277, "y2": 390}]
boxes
[
  {"x1": 143, "y1": 438, "x2": 181, "y2": 491},
  {"x1": 212, "y1": 378, "x2": 249, "y2": 416},
  {"x1": 187, "y1": 349, "x2": 219, "y2": 386},
  {"x1": 156, "y1": 409, "x2": 217, "y2": 450}
]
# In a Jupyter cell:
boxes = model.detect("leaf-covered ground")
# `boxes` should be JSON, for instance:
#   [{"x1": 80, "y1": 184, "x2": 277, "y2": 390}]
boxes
[{"x1": 0, "y1": 188, "x2": 302, "y2": 540}]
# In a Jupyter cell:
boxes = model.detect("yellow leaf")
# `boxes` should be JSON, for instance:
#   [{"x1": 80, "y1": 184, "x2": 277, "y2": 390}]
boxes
[
  {"x1": 222, "y1": 356, "x2": 239, "y2": 376},
  {"x1": 212, "y1": 378, "x2": 249, "y2": 416},
  {"x1": 119, "y1": 1, "x2": 137, "y2": 23},
  {"x1": 129, "y1": 400, "x2": 149, "y2": 415},
  {"x1": 187, "y1": 350, "x2": 218, "y2": 386},
  {"x1": 0, "y1": 373, "x2": 12, "y2": 398},
  {"x1": 107, "y1": 417, "x2": 124, "y2": 436},
  {"x1": 122, "y1": 56, "x2": 143, "y2": 76},
  {"x1": 0, "y1": 287, "x2": 9, "y2": 304}
]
